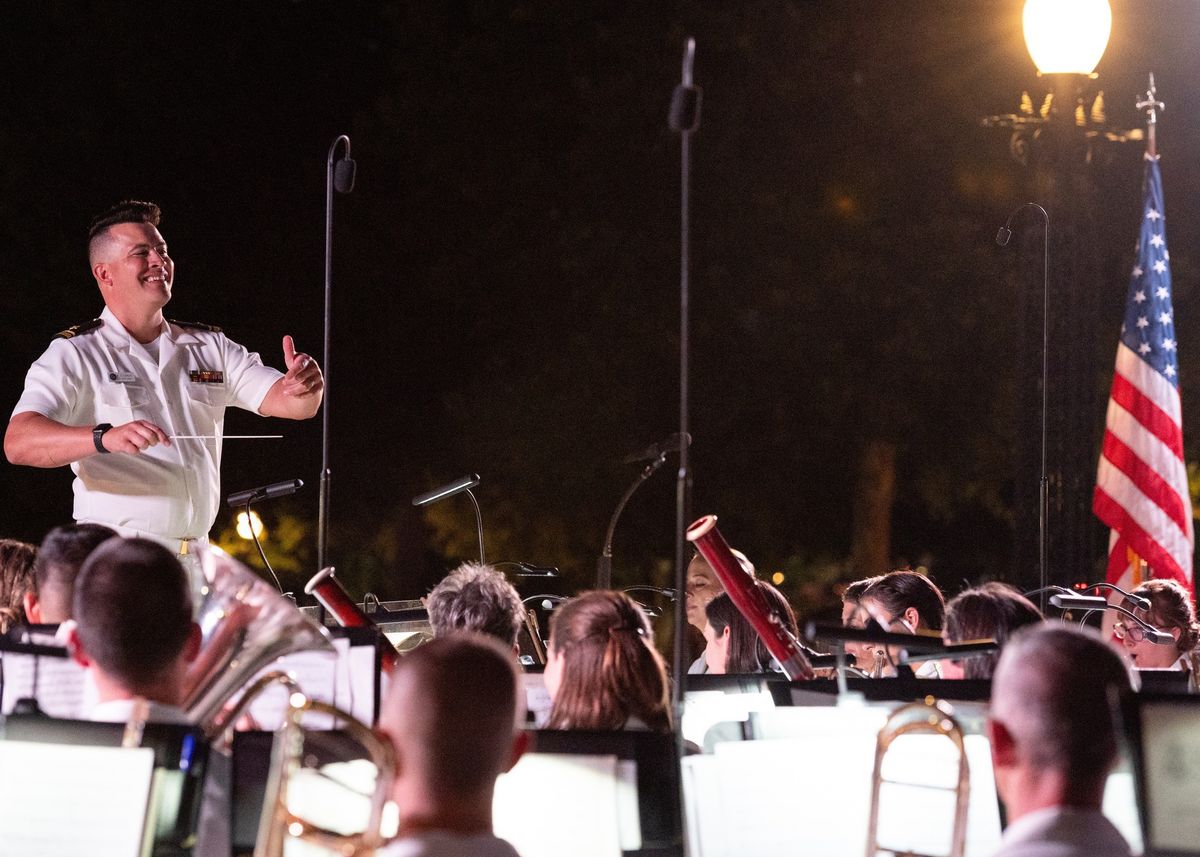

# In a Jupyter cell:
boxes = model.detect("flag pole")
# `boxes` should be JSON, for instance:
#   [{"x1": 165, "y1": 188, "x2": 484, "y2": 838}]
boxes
[{"x1": 1136, "y1": 73, "x2": 1163, "y2": 159}]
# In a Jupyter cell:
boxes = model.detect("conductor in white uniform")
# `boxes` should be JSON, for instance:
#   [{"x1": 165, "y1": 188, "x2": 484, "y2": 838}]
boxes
[{"x1": 4, "y1": 200, "x2": 324, "y2": 552}]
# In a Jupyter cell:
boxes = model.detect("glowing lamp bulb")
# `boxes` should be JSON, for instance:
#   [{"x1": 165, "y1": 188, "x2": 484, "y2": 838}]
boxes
[
  {"x1": 1022, "y1": 0, "x2": 1112, "y2": 75},
  {"x1": 236, "y1": 510, "x2": 265, "y2": 540}
]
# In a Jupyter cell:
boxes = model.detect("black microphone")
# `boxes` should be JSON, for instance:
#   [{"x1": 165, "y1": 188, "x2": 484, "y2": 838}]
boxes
[
  {"x1": 226, "y1": 478, "x2": 304, "y2": 508},
  {"x1": 412, "y1": 474, "x2": 480, "y2": 507},
  {"x1": 623, "y1": 432, "x2": 692, "y2": 464},
  {"x1": 995, "y1": 226, "x2": 1012, "y2": 246},
  {"x1": 668, "y1": 40, "x2": 701, "y2": 133},
  {"x1": 334, "y1": 156, "x2": 357, "y2": 194}
]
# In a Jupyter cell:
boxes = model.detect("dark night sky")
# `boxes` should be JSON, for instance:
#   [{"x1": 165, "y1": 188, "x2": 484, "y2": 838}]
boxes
[{"x1": 3, "y1": 2, "x2": 1200, "y2": 605}]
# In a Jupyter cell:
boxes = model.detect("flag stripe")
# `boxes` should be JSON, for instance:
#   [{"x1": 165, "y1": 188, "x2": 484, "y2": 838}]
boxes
[
  {"x1": 1095, "y1": 486, "x2": 1189, "y2": 586},
  {"x1": 1105, "y1": 399, "x2": 1190, "y2": 514},
  {"x1": 1100, "y1": 431, "x2": 1191, "y2": 535},
  {"x1": 1095, "y1": 460, "x2": 1192, "y2": 563},
  {"x1": 1110, "y1": 371, "x2": 1184, "y2": 458},
  {"x1": 1115, "y1": 341, "x2": 1182, "y2": 425}
]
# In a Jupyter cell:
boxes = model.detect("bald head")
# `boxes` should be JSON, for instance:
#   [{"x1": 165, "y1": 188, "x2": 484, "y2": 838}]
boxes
[
  {"x1": 381, "y1": 634, "x2": 524, "y2": 807},
  {"x1": 991, "y1": 623, "x2": 1130, "y2": 783}
]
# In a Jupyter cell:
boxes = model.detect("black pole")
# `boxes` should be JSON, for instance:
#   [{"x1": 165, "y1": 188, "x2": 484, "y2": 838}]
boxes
[
  {"x1": 319, "y1": 134, "x2": 353, "y2": 623},
  {"x1": 668, "y1": 39, "x2": 701, "y2": 733}
]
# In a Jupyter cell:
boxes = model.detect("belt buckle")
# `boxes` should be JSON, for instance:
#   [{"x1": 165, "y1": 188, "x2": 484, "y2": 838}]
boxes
[{"x1": 179, "y1": 538, "x2": 191, "y2": 556}]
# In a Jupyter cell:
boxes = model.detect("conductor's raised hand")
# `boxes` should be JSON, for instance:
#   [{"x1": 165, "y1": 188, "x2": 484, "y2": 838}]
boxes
[
  {"x1": 280, "y1": 335, "x2": 324, "y2": 399},
  {"x1": 102, "y1": 420, "x2": 171, "y2": 454}
]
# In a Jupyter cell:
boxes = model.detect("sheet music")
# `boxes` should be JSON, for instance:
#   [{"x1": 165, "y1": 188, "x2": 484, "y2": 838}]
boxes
[
  {"x1": 494, "y1": 753, "x2": 624, "y2": 857},
  {"x1": 0, "y1": 742, "x2": 155, "y2": 857},
  {"x1": 0, "y1": 652, "x2": 92, "y2": 718},
  {"x1": 247, "y1": 637, "x2": 375, "y2": 729}
]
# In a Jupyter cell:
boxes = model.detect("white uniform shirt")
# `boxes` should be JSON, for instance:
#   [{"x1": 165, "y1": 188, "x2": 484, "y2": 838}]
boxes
[{"x1": 12, "y1": 306, "x2": 282, "y2": 540}]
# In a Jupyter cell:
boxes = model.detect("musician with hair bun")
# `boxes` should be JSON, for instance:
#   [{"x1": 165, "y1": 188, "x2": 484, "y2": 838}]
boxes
[
  {"x1": 543, "y1": 590, "x2": 671, "y2": 733},
  {"x1": 1117, "y1": 578, "x2": 1200, "y2": 670},
  {"x1": 703, "y1": 582, "x2": 799, "y2": 675}
]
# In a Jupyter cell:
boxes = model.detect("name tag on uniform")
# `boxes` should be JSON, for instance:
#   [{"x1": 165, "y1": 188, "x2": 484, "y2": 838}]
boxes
[
  {"x1": 189, "y1": 370, "x2": 224, "y2": 384},
  {"x1": 108, "y1": 371, "x2": 138, "y2": 384}
]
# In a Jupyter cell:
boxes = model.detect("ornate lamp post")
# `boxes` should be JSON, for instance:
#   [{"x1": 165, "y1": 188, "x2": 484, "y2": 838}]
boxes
[{"x1": 983, "y1": 1, "x2": 1143, "y2": 590}]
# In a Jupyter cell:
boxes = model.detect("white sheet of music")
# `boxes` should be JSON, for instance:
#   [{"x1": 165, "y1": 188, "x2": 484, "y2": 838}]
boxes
[
  {"x1": 0, "y1": 741, "x2": 154, "y2": 857},
  {"x1": 0, "y1": 652, "x2": 94, "y2": 718},
  {"x1": 246, "y1": 636, "x2": 379, "y2": 729},
  {"x1": 494, "y1": 753, "x2": 625, "y2": 857}
]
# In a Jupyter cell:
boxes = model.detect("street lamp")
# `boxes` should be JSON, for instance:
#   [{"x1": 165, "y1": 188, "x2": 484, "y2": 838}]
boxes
[
  {"x1": 982, "y1": 0, "x2": 1141, "y2": 593},
  {"x1": 1022, "y1": 0, "x2": 1112, "y2": 76}
]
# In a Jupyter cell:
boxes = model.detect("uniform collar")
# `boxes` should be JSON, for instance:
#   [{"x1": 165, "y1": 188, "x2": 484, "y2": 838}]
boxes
[{"x1": 99, "y1": 306, "x2": 169, "y2": 352}]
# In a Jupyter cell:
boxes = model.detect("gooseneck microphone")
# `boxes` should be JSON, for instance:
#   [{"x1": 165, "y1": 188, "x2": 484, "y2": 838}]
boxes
[
  {"x1": 413, "y1": 474, "x2": 485, "y2": 564},
  {"x1": 997, "y1": 201, "x2": 1050, "y2": 607},
  {"x1": 598, "y1": 434, "x2": 693, "y2": 588},
  {"x1": 226, "y1": 478, "x2": 303, "y2": 592}
]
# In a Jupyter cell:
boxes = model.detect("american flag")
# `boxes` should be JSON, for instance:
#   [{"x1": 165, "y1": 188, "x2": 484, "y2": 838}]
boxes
[{"x1": 1094, "y1": 154, "x2": 1193, "y2": 594}]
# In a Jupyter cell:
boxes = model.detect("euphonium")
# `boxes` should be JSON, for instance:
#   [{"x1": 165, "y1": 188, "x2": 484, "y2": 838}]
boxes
[
  {"x1": 687, "y1": 515, "x2": 814, "y2": 680},
  {"x1": 182, "y1": 542, "x2": 335, "y2": 735},
  {"x1": 305, "y1": 566, "x2": 402, "y2": 672}
]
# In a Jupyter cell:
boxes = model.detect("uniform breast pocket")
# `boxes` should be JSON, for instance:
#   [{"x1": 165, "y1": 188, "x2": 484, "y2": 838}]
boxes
[
  {"x1": 187, "y1": 384, "x2": 227, "y2": 412},
  {"x1": 97, "y1": 384, "x2": 150, "y2": 424}
]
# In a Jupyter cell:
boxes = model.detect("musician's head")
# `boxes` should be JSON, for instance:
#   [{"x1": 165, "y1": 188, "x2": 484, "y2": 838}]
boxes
[
  {"x1": 860, "y1": 569, "x2": 946, "y2": 634},
  {"x1": 0, "y1": 539, "x2": 37, "y2": 634},
  {"x1": 686, "y1": 549, "x2": 755, "y2": 631},
  {"x1": 988, "y1": 624, "x2": 1130, "y2": 819},
  {"x1": 426, "y1": 562, "x2": 524, "y2": 650},
  {"x1": 23, "y1": 523, "x2": 116, "y2": 624},
  {"x1": 942, "y1": 582, "x2": 1043, "y2": 679},
  {"x1": 841, "y1": 575, "x2": 884, "y2": 668},
  {"x1": 1120, "y1": 578, "x2": 1199, "y2": 668},
  {"x1": 544, "y1": 590, "x2": 671, "y2": 733},
  {"x1": 379, "y1": 633, "x2": 527, "y2": 833},
  {"x1": 704, "y1": 582, "x2": 798, "y2": 674},
  {"x1": 67, "y1": 538, "x2": 200, "y2": 705}
]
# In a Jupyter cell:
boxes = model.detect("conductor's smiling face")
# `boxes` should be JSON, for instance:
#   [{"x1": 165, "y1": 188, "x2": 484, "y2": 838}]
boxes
[{"x1": 93, "y1": 222, "x2": 175, "y2": 314}]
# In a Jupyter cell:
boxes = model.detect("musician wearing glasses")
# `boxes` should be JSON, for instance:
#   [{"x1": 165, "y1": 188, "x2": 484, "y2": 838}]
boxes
[
  {"x1": 857, "y1": 569, "x2": 947, "y2": 677},
  {"x1": 1113, "y1": 578, "x2": 1199, "y2": 671}
]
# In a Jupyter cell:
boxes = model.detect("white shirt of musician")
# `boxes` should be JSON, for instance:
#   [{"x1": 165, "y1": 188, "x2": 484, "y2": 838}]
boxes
[
  {"x1": 11, "y1": 306, "x2": 282, "y2": 540},
  {"x1": 377, "y1": 832, "x2": 521, "y2": 857}
]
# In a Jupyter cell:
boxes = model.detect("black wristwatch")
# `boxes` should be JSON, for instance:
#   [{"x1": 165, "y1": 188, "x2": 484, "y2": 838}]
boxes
[{"x1": 93, "y1": 423, "x2": 113, "y2": 454}]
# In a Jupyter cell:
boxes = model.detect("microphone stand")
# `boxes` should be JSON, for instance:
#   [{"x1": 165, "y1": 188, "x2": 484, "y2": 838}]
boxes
[
  {"x1": 596, "y1": 454, "x2": 669, "y2": 588},
  {"x1": 668, "y1": 38, "x2": 701, "y2": 763},
  {"x1": 999, "y1": 202, "x2": 1049, "y2": 610},
  {"x1": 318, "y1": 134, "x2": 353, "y2": 624}
]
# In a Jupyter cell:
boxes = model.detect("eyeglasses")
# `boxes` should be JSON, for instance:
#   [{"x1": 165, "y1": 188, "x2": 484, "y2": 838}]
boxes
[{"x1": 1113, "y1": 620, "x2": 1172, "y2": 645}]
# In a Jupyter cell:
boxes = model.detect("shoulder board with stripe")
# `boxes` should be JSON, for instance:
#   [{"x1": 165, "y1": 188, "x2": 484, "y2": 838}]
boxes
[
  {"x1": 55, "y1": 318, "x2": 103, "y2": 339},
  {"x1": 169, "y1": 319, "x2": 223, "y2": 334}
]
